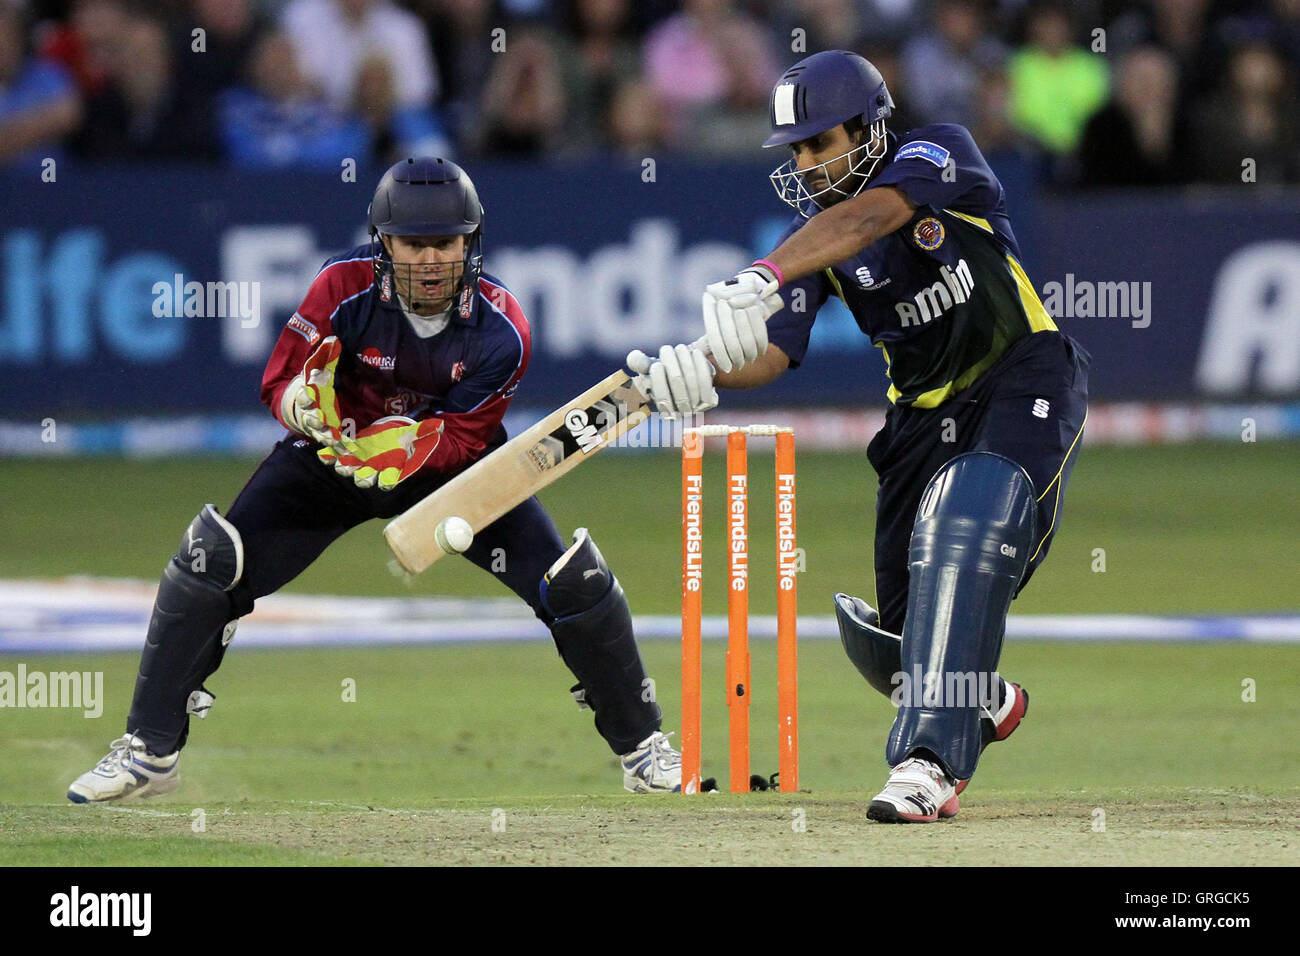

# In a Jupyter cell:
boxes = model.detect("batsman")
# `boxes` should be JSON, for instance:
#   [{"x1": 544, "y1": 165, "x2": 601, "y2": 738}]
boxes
[
  {"x1": 640, "y1": 51, "x2": 1089, "y2": 821},
  {"x1": 67, "y1": 158, "x2": 682, "y2": 802}
]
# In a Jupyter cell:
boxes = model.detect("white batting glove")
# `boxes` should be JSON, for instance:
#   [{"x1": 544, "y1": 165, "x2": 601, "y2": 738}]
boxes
[
  {"x1": 701, "y1": 264, "x2": 782, "y2": 373},
  {"x1": 627, "y1": 343, "x2": 718, "y2": 419}
]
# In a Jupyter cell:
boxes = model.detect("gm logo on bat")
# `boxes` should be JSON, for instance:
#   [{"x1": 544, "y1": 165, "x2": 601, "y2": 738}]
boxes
[{"x1": 564, "y1": 408, "x2": 603, "y2": 453}]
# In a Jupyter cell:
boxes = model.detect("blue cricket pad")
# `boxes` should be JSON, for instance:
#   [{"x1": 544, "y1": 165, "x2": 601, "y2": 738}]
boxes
[
  {"x1": 127, "y1": 559, "x2": 240, "y2": 755},
  {"x1": 541, "y1": 529, "x2": 661, "y2": 755},
  {"x1": 126, "y1": 506, "x2": 252, "y2": 755},
  {"x1": 886, "y1": 452, "x2": 1036, "y2": 780},
  {"x1": 539, "y1": 528, "x2": 612, "y2": 620}
]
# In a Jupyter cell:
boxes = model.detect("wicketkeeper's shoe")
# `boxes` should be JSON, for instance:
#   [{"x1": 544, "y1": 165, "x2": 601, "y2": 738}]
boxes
[
  {"x1": 953, "y1": 681, "x2": 1030, "y2": 796},
  {"x1": 621, "y1": 731, "x2": 682, "y2": 793},
  {"x1": 66, "y1": 734, "x2": 181, "y2": 803},
  {"x1": 866, "y1": 756, "x2": 959, "y2": 823}
]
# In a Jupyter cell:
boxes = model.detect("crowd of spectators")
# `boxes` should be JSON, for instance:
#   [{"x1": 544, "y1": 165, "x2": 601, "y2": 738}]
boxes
[{"x1": 2, "y1": 0, "x2": 1297, "y2": 185}]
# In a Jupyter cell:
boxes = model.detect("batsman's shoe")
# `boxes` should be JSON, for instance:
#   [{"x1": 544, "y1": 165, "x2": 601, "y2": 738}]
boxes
[
  {"x1": 866, "y1": 757, "x2": 959, "y2": 823},
  {"x1": 953, "y1": 681, "x2": 1030, "y2": 796},
  {"x1": 67, "y1": 735, "x2": 181, "y2": 803},
  {"x1": 621, "y1": 731, "x2": 682, "y2": 793}
]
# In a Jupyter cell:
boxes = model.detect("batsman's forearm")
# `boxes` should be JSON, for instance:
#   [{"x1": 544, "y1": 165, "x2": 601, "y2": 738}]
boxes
[
  {"x1": 713, "y1": 344, "x2": 790, "y2": 388},
  {"x1": 766, "y1": 188, "x2": 914, "y2": 283}
]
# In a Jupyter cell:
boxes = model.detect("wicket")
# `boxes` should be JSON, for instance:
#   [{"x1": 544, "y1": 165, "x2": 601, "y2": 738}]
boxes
[{"x1": 681, "y1": 425, "x2": 798, "y2": 794}]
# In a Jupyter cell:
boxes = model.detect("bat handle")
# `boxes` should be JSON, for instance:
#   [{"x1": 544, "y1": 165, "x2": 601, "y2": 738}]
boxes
[{"x1": 627, "y1": 336, "x2": 713, "y2": 369}]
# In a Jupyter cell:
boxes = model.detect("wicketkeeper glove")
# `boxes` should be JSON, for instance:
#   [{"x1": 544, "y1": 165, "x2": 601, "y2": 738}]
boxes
[
  {"x1": 281, "y1": 336, "x2": 347, "y2": 447},
  {"x1": 317, "y1": 415, "x2": 445, "y2": 491}
]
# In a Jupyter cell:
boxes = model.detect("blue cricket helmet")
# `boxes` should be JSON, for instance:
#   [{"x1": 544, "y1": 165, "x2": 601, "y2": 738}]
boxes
[
  {"x1": 368, "y1": 156, "x2": 482, "y2": 236},
  {"x1": 368, "y1": 157, "x2": 484, "y2": 315},
  {"x1": 764, "y1": 51, "x2": 896, "y2": 215},
  {"x1": 763, "y1": 50, "x2": 894, "y2": 148}
]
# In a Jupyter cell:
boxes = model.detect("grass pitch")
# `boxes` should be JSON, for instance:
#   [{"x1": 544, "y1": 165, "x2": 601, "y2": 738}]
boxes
[
  {"x1": 1, "y1": 442, "x2": 1297, "y2": 865},
  {"x1": 2, "y1": 640, "x2": 1296, "y2": 866}
]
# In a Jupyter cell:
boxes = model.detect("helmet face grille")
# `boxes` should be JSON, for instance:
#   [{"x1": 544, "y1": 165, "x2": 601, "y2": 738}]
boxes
[
  {"x1": 371, "y1": 231, "x2": 484, "y2": 318},
  {"x1": 768, "y1": 120, "x2": 889, "y2": 217}
]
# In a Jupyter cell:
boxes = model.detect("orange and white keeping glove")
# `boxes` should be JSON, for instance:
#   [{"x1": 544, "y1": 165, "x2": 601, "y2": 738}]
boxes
[
  {"x1": 317, "y1": 415, "x2": 445, "y2": 491},
  {"x1": 280, "y1": 336, "x2": 347, "y2": 448}
]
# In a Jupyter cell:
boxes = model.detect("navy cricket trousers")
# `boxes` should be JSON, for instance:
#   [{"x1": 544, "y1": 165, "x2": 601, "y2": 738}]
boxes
[
  {"x1": 866, "y1": 331, "x2": 1091, "y2": 634},
  {"x1": 225, "y1": 434, "x2": 567, "y2": 622}
]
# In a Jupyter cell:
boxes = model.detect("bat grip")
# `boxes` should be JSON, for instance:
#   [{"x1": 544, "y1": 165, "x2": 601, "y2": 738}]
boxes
[{"x1": 623, "y1": 336, "x2": 715, "y2": 380}]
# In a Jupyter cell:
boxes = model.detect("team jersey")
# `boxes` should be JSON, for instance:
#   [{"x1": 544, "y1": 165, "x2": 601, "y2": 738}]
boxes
[
  {"x1": 765, "y1": 123, "x2": 1058, "y2": 408},
  {"x1": 261, "y1": 244, "x2": 530, "y2": 474}
]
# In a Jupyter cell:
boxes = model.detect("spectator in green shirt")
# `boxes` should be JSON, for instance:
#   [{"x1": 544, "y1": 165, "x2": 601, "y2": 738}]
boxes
[{"x1": 1007, "y1": 1, "x2": 1109, "y2": 154}]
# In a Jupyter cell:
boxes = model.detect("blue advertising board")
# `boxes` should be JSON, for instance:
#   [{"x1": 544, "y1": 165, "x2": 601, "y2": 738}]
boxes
[{"x1": 2, "y1": 162, "x2": 1298, "y2": 417}]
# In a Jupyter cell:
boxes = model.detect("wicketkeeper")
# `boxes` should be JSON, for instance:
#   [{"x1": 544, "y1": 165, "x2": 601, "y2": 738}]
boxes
[{"x1": 68, "y1": 158, "x2": 682, "y2": 802}]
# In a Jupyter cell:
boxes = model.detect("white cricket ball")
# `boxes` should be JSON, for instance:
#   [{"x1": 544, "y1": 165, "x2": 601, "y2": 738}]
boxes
[{"x1": 435, "y1": 516, "x2": 474, "y2": 555}]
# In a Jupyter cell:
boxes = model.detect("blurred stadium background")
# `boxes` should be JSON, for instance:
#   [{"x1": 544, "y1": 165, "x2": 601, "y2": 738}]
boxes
[
  {"x1": 0, "y1": 0, "x2": 1297, "y2": 861},
  {"x1": 4, "y1": 0, "x2": 1298, "y2": 606}
]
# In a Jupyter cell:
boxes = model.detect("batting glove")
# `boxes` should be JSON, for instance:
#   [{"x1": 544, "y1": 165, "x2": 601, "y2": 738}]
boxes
[
  {"x1": 701, "y1": 263, "x2": 782, "y2": 374},
  {"x1": 627, "y1": 343, "x2": 718, "y2": 419}
]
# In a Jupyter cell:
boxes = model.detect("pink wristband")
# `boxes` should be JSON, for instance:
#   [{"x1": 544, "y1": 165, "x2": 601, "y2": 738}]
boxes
[{"x1": 751, "y1": 258, "x2": 785, "y2": 287}]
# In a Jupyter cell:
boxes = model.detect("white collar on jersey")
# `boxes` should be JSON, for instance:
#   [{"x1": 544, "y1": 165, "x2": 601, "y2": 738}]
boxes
[{"x1": 397, "y1": 293, "x2": 452, "y2": 339}]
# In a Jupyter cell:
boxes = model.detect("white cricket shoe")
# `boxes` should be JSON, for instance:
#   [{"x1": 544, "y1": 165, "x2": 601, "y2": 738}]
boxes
[
  {"x1": 621, "y1": 731, "x2": 682, "y2": 793},
  {"x1": 866, "y1": 756, "x2": 959, "y2": 823},
  {"x1": 67, "y1": 735, "x2": 181, "y2": 803}
]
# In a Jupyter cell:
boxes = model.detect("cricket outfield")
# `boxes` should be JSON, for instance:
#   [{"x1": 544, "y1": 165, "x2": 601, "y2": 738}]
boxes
[{"x1": 1, "y1": 442, "x2": 1296, "y2": 865}]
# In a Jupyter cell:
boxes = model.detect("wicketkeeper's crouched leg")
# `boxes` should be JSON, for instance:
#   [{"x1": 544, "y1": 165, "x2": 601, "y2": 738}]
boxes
[
  {"x1": 464, "y1": 497, "x2": 662, "y2": 755},
  {"x1": 128, "y1": 441, "x2": 364, "y2": 755},
  {"x1": 127, "y1": 505, "x2": 251, "y2": 756}
]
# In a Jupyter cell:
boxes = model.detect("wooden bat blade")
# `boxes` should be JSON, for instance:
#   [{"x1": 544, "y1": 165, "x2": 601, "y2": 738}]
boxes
[{"x1": 384, "y1": 369, "x2": 651, "y2": 574}]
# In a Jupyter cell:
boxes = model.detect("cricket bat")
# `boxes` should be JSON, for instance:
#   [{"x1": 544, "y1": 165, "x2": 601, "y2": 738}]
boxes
[{"x1": 384, "y1": 369, "x2": 652, "y2": 574}]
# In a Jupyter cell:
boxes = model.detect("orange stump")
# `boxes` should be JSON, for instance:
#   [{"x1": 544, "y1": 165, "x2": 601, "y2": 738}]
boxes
[
  {"x1": 680, "y1": 425, "x2": 797, "y2": 795},
  {"x1": 680, "y1": 430, "x2": 703, "y2": 795},
  {"x1": 726, "y1": 431, "x2": 750, "y2": 793},
  {"x1": 775, "y1": 431, "x2": 798, "y2": 792}
]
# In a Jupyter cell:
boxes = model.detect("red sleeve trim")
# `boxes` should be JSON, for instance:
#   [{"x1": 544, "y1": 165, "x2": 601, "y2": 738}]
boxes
[{"x1": 475, "y1": 276, "x2": 532, "y2": 405}]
